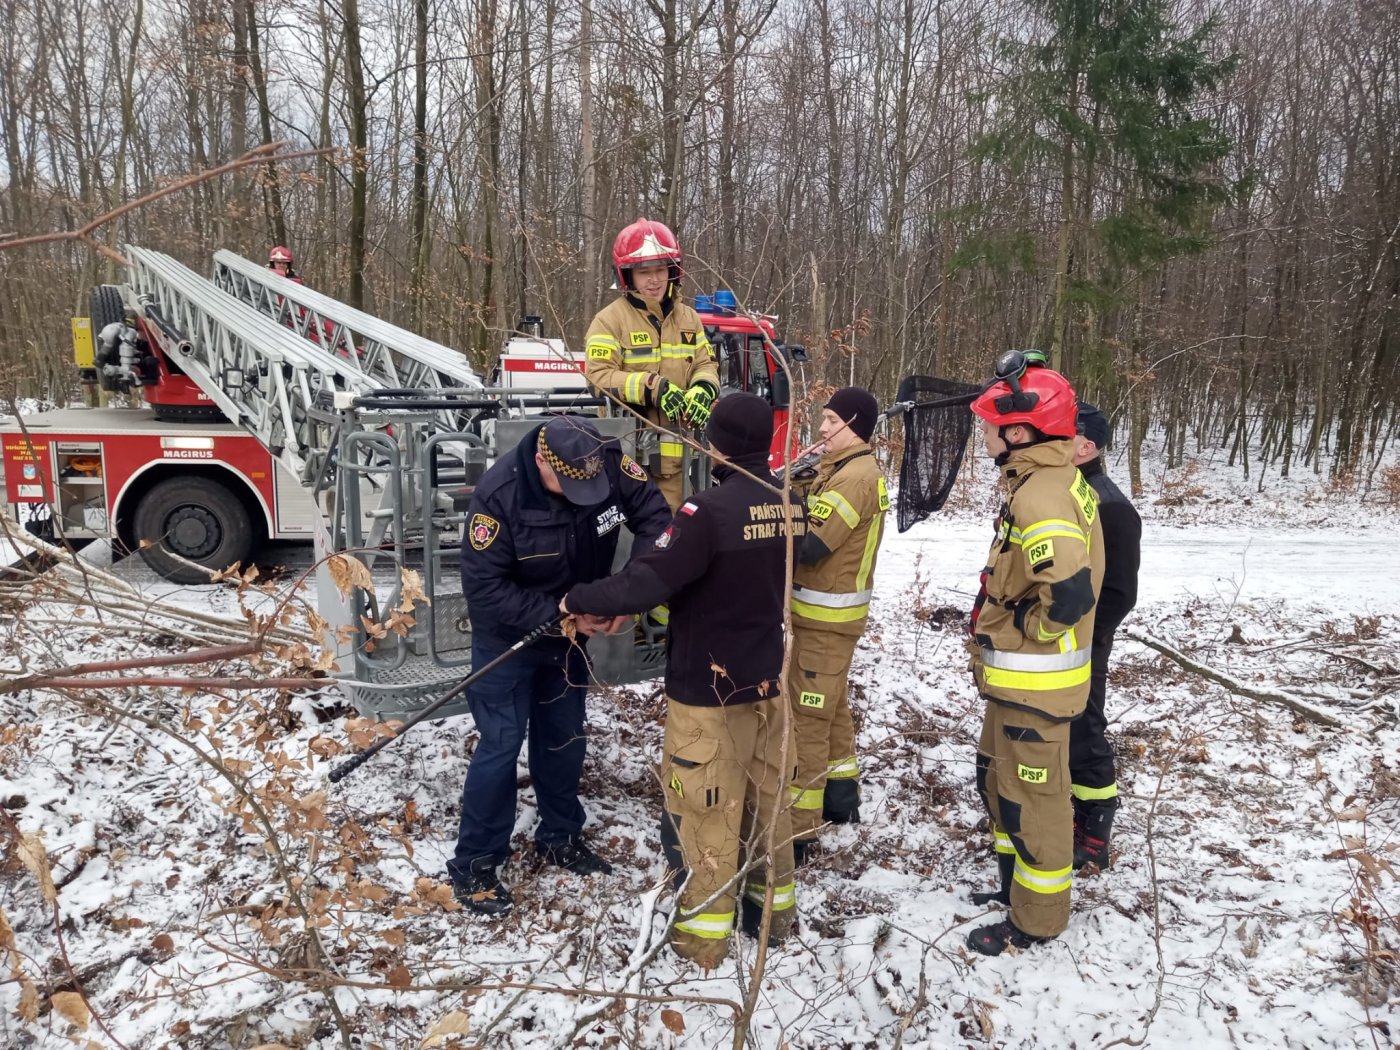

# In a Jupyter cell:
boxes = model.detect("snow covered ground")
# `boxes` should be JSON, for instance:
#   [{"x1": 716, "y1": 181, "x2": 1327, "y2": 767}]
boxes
[{"x1": 1, "y1": 443, "x2": 1397, "y2": 1049}]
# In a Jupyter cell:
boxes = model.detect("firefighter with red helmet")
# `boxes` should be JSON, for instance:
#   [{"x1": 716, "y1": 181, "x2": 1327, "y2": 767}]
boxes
[
  {"x1": 267, "y1": 245, "x2": 302, "y2": 284},
  {"x1": 965, "y1": 351, "x2": 1104, "y2": 956},
  {"x1": 584, "y1": 218, "x2": 720, "y2": 510}
]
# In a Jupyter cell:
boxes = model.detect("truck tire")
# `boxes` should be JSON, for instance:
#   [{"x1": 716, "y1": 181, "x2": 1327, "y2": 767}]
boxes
[
  {"x1": 133, "y1": 477, "x2": 254, "y2": 584},
  {"x1": 90, "y1": 285, "x2": 125, "y2": 331}
]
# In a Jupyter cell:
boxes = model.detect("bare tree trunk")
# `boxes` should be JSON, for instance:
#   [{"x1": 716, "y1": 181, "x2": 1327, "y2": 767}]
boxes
[
  {"x1": 342, "y1": 0, "x2": 369, "y2": 309},
  {"x1": 409, "y1": 0, "x2": 430, "y2": 325},
  {"x1": 579, "y1": 0, "x2": 598, "y2": 313},
  {"x1": 245, "y1": 0, "x2": 287, "y2": 246}
]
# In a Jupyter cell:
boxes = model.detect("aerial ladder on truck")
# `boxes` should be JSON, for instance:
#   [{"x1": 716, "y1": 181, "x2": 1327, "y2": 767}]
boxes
[{"x1": 133, "y1": 248, "x2": 657, "y2": 717}]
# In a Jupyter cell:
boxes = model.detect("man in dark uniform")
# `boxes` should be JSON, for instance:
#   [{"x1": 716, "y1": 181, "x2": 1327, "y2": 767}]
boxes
[
  {"x1": 1069, "y1": 403, "x2": 1141, "y2": 869},
  {"x1": 561, "y1": 393, "x2": 802, "y2": 968},
  {"x1": 448, "y1": 415, "x2": 672, "y2": 915}
]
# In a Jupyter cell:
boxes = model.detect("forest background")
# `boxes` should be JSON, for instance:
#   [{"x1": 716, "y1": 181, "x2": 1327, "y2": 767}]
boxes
[{"x1": 1, "y1": 0, "x2": 1397, "y2": 496}]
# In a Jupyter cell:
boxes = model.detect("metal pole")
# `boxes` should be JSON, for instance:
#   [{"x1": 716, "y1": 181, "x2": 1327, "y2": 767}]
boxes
[{"x1": 327, "y1": 617, "x2": 558, "y2": 783}]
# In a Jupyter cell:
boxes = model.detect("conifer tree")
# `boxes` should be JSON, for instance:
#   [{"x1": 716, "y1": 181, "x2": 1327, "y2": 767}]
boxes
[{"x1": 957, "y1": 0, "x2": 1239, "y2": 381}]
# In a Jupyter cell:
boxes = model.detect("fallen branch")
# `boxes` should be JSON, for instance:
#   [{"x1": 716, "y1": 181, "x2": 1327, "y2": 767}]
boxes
[
  {"x1": 1123, "y1": 627, "x2": 1348, "y2": 729},
  {"x1": 0, "y1": 144, "x2": 330, "y2": 264}
]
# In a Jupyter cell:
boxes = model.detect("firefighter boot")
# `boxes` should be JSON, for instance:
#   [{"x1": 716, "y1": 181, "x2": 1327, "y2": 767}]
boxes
[
  {"x1": 970, "y1": 851, "x2": 1015, "y2": 907},
  {"x1": 452, "y1": 857, "x2": 513, "y2": 917},
  {"x1": 670, "y1": 929, "x2": 731, "y2": 970},
  {"x1": 740, "y1": 897, "x2": 796, "y2": 947},
  {"x1": 966, "y1": 919, "x2": 1050, "y2": 957},
  {"x1": 1073, "y1": 798, "x2": 1118, "y2": 870},
  {"x1": 822, "y1": 777, "x2": 861, "y2": 825},
  {"x1": 793, "y1": 839, "x2": 817, "y2": 867}
]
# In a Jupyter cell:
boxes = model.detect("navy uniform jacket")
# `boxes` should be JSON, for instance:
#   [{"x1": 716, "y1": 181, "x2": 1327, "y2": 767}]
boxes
[
  {"x1": 1079, "y1": 457, "x2": 1141, "y2": 647},
  {"x1": 564, "y1": 455, "x2": 805, "y2": 707},
  {"x1": 461, "y1": 424, "x2": 672, "y2": 652}
]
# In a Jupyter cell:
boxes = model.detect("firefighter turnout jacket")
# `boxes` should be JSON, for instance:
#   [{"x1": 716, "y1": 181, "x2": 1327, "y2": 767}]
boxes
[
  {"x1": 460, "y1": 425, "x2": 672, "y2": 654},
  {"x1": 973, "y1": 441, "x2": 1106, "y2": 721},
  {"x1": 792, "y1": 442, "x2": 889, "y2": 636},
  {"x1": 563, "y1": 456, "x2": 804, "y2": 706},
  {"x1": 584, "y1": 294, "x2": 719, "y2": 477}
]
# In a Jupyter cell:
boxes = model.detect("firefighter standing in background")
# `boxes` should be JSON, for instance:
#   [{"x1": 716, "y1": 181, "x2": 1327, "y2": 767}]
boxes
[
  {"x1": 267, "y1": 245, "x2": 302, "y2": 283},
  {"x1": 965, "y1": 354, "x2": 1104, "y2": 956},
  {"x1": 787, "y1": 387, "x2": 889, "y2": 862},
  {"x1": 1068, "y1": 402, "x2": 1141, "y2": 870},
  {"x1": 448, "y1": 416, "x2": 672, "y2": 916},
  {"x1": 583, "y1": 218, "x2": 721, "y2": 511},
  {"x1": 561, "y1": 394, "x2": 801, "y2": 968}
]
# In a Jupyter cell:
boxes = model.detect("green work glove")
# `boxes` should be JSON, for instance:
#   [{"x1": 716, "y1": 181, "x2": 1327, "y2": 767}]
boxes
[
  {"x1": 657, "y1": 379, "x2": 686, "y2": 421},
  {"x1": 683, "y1": 384, "x2": 716, "y2": 428}
]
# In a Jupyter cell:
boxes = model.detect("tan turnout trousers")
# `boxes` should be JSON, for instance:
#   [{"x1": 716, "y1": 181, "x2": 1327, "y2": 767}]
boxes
[
  {"x1": 786, "y1": 627, "x2": 860, "y2": 843},
  {"x1": 659, "y1": 695, "x2": 796, "y2": 964},
  {"x1": 977, "y1": 700, "x2": 1074, "y2": 938}
]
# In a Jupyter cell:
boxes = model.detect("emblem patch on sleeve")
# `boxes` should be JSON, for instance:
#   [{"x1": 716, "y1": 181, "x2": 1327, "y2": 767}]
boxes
[
  {"x1": 587, "y1": 345, "x2": 614, "y2": 360},
  {"x1": 469, "y1": 513, "x2": 501, "y2": 551},
  {"x1": 654, "y1": 526, "x2": 673, "y2": 550},
  {"x1": 809, "y1": 501, "x2": 833, "y2": 521},
  {"x1": 621, "y1": 454, "x2": 649, "y2": 481}
]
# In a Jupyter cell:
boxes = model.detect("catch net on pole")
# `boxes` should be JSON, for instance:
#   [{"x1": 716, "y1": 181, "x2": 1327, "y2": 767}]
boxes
[{"x1": 893, "y1": 374, "x2": 982, "y2": 532}]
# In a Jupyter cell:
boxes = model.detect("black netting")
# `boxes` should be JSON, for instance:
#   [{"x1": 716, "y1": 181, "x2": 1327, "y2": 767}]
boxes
[{"x1": 895, "y1": 374, "x2": 982, "y2": 532}]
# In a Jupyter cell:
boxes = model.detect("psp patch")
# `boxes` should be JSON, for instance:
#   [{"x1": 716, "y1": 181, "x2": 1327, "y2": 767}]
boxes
[
  {"x1": 1017, "y1": 763, "x2": 1048, "y2": 785},
  {"x1": 586, "y1": 344, "x2": 613, "y2": 360},
  {"x1": 469, "y1": 513, "x2": 501, "y2": 551},
  {"x1": 629, "y1": 331, "x2": 652, "y2": 346},
  {"x1": 799, "y1": 691, "x2": 825, "y2": 710},
  {"x1": 621, "y1": 454, "x2": 649, "y2": 481},
  {"x1": 809, "y1": 501, "x2": 833, "y2": 521}
]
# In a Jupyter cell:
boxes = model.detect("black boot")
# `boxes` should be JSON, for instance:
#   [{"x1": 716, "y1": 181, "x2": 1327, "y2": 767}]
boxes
[
  {"x1": 971, "y1": 851, "x2": 1015, "y2": 907},
  {"x1": 1073, "y1": 798, "x2": 1118, "y2": 870},
  {"x1": 823, "y1": 778, "x2": 861, "y2": 825},
  {"x1": 538, "y1": 834, "x2": 614, "y2": 875},
  {"x1": 452, "y1": 857, "x2": 513, "y2": 917},
  {"x1": 740, "y1": 897, "x2": 796, "y2": 946},
  {"x1": 793, "y1": 839, "x2": 817, "y2": 867},
  {"x1": 966, "y1": 919, "x2": 1050, "y2": 957}
]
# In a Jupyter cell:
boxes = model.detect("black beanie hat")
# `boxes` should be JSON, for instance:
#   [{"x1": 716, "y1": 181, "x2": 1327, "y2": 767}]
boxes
[
  {"x1": 826, "y1": 386, "x2": 879, "y2": 442},
  {"x1": 1076, "y1": 401, "x2": 1111, "y2": 451},
  {"x1": 706, "y1": 392, "x2": 774, "y2": 458}
]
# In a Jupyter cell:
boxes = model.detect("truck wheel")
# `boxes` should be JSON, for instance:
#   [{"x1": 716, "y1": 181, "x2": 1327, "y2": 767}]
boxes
[
  {"x1": 90, "y1": 285, "x2": 125, "y2": 331},
  {"x1": 133, "y1": 477, "x2": 254, "y2": 584}
]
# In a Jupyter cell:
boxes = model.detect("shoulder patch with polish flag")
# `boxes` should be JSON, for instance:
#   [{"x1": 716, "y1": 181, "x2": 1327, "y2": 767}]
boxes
[{"x1": 680, "y1": 501, "x2": 699, "y2": 516}]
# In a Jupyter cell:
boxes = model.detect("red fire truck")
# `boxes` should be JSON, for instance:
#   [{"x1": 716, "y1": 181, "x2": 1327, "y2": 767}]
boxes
[{"x1": 1, "y1": 266, "x2": 805, "y2": 584}]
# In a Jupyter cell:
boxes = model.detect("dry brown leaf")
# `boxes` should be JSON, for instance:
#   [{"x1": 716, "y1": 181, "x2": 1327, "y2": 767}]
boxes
[
  {"x1": 327, "y1": 553, "x2": 375, "y2": 597},
  {"x1": 421, "y1": 1009, "x2": 471, "y2": 1047},
  {"x1": 1333, "y1": 806, "x2": 1367, "y2": 822},
  {"x1": 387, "y1": 963, "x2": 412, "y2": 988},
  {"x1": 17, "y1": 833, "x2": 55, "y2": 904},
  {"x1": 0, "y1": 907, "x2": 16, "y2": 959},
  {"x1": 382, "y1": 928, "x2": 406, "y2": 946},
  {"x1": 398, "y1": 568, "x2": 431, "y2": 611},
  {"x1": 247, "y1": 1044, "x2": 295, "y2": 1050},
  {"x1": 18, "y1": 978, "x2": 38, "y2": 1022},
  {"x1": 50, "y1": 991, "x2": 89, "y2": 1031},
  {"x1": 152, "y1": 933, "x2": 175, "y2": 953},
  {"x1": 660, "y1": 1008, "x2": 685, "y2": 1034}
]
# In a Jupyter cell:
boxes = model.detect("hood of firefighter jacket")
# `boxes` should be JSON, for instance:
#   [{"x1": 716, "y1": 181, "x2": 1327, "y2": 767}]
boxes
[{"x1": 999, "y1": 437, "x2": 1074, "y2": 485}]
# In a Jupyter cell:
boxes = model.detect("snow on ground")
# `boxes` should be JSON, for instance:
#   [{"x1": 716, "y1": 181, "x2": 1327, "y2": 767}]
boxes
[{"x1": 1, "y1": 441, "x2": 1398, "y2": 1049}]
